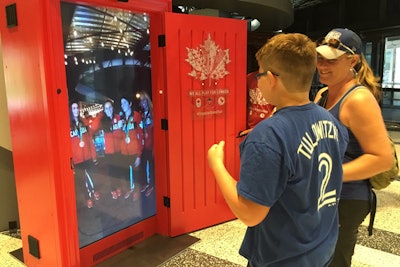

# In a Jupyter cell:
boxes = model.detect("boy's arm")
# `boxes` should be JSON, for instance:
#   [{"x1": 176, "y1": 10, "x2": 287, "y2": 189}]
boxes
[{"x1": 208, "y1": 141, "x2": 270, "y2": 227}]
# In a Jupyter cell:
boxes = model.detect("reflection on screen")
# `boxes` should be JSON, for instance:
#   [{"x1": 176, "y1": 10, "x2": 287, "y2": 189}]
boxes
[{"x1": 61, "y1": 2, "x2": 155, "y2": 248}]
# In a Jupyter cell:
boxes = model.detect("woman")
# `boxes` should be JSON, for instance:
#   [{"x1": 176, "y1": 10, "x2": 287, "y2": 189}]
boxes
[
  {"x1": 314, "y1": 28, "x2": 393, "y2": 267},
  {"x1": 137, "y1": 91, "x2": 154, "y2": 197},
  {"x1": 97, "y1": 100, "x2": 124, "y2": 199},
  {"x1": 70, "y1": 101, "x2": 98, "y2": 208},
  {"x1": 119, "y1": 95, "x2": 144, "y2": 201}
]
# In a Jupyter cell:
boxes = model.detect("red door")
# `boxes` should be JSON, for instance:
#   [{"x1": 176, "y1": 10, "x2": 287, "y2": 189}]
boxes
[{"x1": 164, "y1": 13, "x2": 247, "y2": 236}]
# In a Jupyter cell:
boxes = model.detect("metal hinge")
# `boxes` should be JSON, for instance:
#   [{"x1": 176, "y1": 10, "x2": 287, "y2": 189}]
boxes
[
  {"x1": 6, "y1": 3, "x2": 18, "y2": 28},
  {"x1": 161, "y1": 118, "x2": 168, "y2": 130},
  {"x1": 163, "y1": 196, "x2": 170, "y2": 208},
  {"x1": 158, "y1": 35, "x2": 166, "y2": 47}
]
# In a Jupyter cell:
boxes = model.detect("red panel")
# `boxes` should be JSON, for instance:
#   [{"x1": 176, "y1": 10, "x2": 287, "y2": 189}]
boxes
[
  {"x1": 0, "y1": 0, "x2": 79, "y2": 266},
  {"x1": 0, "y1": 0, "x2": 171, "y2": 266},
  {"x1": 149, "y1": 13, "x2": 171, "y2": 236},
  {"x1": 164, "y1": 13, "x2": 247, "y2": 236}
]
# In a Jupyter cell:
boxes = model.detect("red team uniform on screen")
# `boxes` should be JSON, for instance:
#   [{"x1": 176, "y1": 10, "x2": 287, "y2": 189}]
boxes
[
  {"x1": 102, "y1": 113, "x2": 123, "y2": 154},
  {"x1": 120, "y1": 111, "x2": 144, "y2": 157},
  {"x1": 70, "y1": 120, "x2": 97, "y2": 164}
]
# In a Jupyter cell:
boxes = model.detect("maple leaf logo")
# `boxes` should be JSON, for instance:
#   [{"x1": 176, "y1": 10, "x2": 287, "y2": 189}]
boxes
[{"x1": 186, "y1": 34, "x2": 231, "y2": 86}]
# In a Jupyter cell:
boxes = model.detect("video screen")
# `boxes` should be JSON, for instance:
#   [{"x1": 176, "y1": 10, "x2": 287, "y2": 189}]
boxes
[{"x1": 61, "y1": 2, "x2": 155, "y2": 247}]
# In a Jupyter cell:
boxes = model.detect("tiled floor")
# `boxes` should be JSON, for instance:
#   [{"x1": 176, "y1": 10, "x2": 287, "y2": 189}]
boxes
[
  {"x1": 2, "y1": 132, "x2": 400, "y2": 267},
  {"x1": 0, "y1": 232, "x2": 24, "y2": 267}
]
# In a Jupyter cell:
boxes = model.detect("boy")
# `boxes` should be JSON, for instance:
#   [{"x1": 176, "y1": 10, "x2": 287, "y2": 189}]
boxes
[{"x1": 207, "y1": 33, "x2": 349, "y2": 266}]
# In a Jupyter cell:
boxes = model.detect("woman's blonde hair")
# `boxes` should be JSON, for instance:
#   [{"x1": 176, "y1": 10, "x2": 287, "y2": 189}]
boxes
[{"x1": 354, "y1": 53, "x2": 381, "y2": 102}]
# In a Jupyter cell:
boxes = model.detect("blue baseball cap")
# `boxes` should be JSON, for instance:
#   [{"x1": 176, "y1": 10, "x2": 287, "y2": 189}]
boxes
[{"x1": 316, "y1": 28, "x2": 362, "y2": 59}]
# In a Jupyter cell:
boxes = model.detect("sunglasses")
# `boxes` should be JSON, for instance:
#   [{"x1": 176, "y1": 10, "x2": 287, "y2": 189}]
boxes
[
  {"x1": 317, "y1": 38, "x2": 355, "y2": 55},
  {"x1": 254, "y1": 70, "x2": 280, "y2": 80}
]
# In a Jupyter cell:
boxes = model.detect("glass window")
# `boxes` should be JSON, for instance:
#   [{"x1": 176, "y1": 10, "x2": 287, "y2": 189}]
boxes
[
  {"x1": 382, "y1": 37, "x2": 400, "y2": 107},
  {"x1": 383, "y1": 37, "x2": 400, "y2": 89}
]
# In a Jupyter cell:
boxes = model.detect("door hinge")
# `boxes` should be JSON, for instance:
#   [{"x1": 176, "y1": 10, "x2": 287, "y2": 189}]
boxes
[
  {"x1": 158, "y1": 35, "x2": 166, "y2": 47},
  {"x1": 163, "y1": 196, "x2": 170, "y2": 208},
  {"x1": 6, "y1": 3, "x2": 18, "y2": 28},
  {"x1": 161, "y1": 118, "x2": 168, "y2": 130}
]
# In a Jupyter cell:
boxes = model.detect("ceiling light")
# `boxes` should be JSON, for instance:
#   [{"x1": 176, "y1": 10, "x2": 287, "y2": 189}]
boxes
[{"x1": 248, "y1": 18, "x2": 260, "y2": 32}]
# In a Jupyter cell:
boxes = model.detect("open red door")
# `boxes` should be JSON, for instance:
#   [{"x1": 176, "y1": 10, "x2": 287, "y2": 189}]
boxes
[{"x1": 164, "y1": 12, "x2": 247, "y2": 236}]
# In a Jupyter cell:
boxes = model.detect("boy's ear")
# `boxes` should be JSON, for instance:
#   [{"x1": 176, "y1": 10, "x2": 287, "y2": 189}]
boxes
[{"x1": 267, "y1": 71, "x2": 278, "y2": 87}]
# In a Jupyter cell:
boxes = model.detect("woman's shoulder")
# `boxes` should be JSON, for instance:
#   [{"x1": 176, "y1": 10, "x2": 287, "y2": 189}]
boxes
[
  {"x1": 344, "y1": 85, "x2": 377, "y2": 105},
  {"x1": 339, "y1": 85, "x2": 381, "y2": 126}
]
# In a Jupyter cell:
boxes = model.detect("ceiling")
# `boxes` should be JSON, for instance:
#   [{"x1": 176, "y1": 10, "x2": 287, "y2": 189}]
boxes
[
  {"x1": 61, "y1": 2, "x2": 150, "y2": 64},
  {"x1": 61, "y1": 1, "x2": 333, "y2": 59},
  {"x1": 292, "y1": 0, "x2": 332, "y2": 10},
  {"x1": 173, "y1": 0, "x2": 334, "y2": 32},
  {"x1": 173, "y1": 0, "x2": 294, "y2": 32}
]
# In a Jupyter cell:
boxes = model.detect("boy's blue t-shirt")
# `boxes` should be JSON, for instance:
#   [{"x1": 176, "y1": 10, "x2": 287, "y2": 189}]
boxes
[{"x1": 237, "y1": 102, "x2": 349, "y2": 267}]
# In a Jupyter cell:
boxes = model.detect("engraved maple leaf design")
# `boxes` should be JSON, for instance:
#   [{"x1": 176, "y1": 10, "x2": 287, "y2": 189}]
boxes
[{"x1": 186, "y1": 34, "x2": 231, "y2": 86}]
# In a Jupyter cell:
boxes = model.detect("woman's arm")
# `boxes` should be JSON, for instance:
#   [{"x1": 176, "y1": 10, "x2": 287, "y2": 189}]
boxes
[{"x1": 340, "y1": 88, "x2": 393, "y2": 181}]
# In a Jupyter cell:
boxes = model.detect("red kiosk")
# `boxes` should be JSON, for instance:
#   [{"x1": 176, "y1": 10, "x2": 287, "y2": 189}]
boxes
[{"x1": 0, "y1": 0, "x2": 246, "y2": 265}]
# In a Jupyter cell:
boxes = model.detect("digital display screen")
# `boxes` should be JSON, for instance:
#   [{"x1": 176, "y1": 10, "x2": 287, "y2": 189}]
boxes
[{"x1": 61, "y1": 2, "x2": 155, "y2": 248}]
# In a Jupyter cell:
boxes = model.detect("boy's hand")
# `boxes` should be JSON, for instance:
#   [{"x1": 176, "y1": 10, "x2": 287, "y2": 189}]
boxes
[{"x1": 207, "y1": 141, "x2": 225, "y2": 170}]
